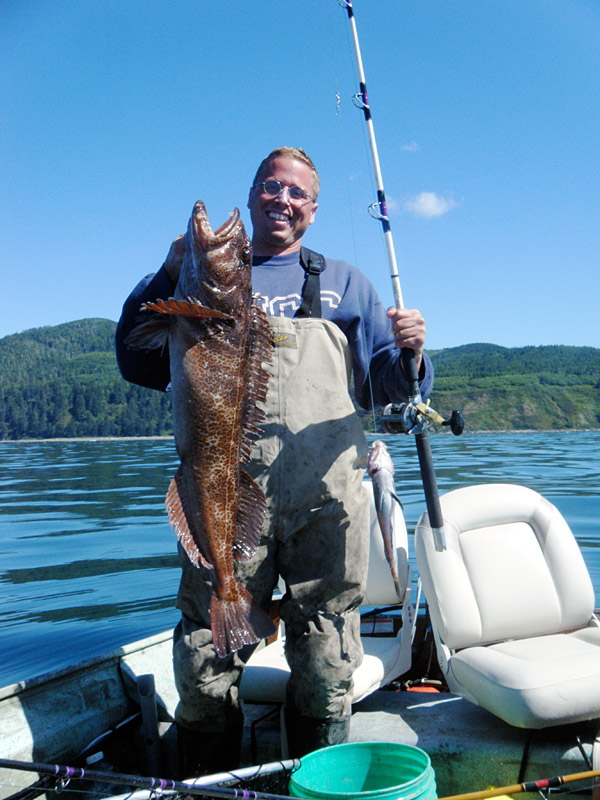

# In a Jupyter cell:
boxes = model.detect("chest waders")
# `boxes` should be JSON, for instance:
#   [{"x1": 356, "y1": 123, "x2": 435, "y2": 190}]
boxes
[{"x1": 172, "y1": 250, "x2": 370, "y2": 759}]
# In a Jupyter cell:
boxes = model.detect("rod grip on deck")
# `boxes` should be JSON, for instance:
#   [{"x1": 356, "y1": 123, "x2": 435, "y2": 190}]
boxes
[{"x1": 137, "y1": 674, "x2": 162, "y2": 776}]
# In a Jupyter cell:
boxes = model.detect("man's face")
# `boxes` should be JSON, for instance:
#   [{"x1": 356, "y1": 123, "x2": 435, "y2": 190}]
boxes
[{"x1": 248, "y1": 156, "x2": 318, "y2": 256}]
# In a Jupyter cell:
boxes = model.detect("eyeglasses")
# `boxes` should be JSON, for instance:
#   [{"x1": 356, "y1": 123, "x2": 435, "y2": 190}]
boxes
[{"x1": 251, "y1": 179, "x2": 315, "y2": 203}]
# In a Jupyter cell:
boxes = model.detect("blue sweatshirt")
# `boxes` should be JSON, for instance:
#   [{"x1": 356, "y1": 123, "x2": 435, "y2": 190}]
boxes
[{"x1": 115, "y1": 251, "x2": 433, "y2": 410}]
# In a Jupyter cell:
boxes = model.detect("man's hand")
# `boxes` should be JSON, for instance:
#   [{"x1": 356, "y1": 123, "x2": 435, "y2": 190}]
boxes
[
  {"x1": 162, "y1": 234, "x2": 185, "y2": 284},
  {"x1": 386, "y1": 307, "x2": 426, "y2": 372}
]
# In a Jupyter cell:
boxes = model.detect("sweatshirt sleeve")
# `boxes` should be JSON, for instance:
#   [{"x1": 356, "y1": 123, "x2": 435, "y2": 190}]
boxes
[
  {"x1": 336, "y1": 264, "x2": 434, "y2": 409},
  {"x1": 115, "y1": 267, "x2": 175, "y2": 391}
]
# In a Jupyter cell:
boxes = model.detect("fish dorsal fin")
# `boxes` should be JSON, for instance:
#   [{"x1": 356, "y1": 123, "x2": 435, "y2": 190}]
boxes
[
  {"x1": 234, "y1": 468, "x2": 267, "y2": 561},
  {"x1": 239, "y1": 305, "x2": 272, "y2": 462},
  {"x1": 166, "y1": 466, "x2": 213, "y2": 569},
  {"x1": 233, "y1": 304, "x2": 271, "y2": 559}
]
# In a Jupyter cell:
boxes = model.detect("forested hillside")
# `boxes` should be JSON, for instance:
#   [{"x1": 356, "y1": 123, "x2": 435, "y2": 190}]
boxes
[
  {"x1": 0, "y1": 320, "x2": 598, "y2": 440},
  {"x1": 428, "y1": 343, "x2": 600, "y2": 431},
  {"x1": 0, "y1": 320, "x2": 172, "y2": 439}
]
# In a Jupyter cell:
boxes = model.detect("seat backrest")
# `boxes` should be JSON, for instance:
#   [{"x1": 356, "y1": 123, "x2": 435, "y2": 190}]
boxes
[
  {"x1": 362, "y1": 480, "x2": 409, "y2": 607},
  {"x1": 415, "y1": 483, "x2": 594, "y2": 651}
]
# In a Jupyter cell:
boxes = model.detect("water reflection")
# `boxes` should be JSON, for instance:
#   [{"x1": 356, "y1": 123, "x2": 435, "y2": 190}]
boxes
[
  {"x1": 0, "y1": 438, "x2": 182, "y2": 684},
  {"x1": 0, "y1": 431, "x2": 598, "y2": 686}
]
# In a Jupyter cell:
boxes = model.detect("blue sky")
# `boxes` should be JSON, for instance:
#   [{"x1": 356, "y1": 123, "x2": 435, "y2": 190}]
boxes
[{"x1": 2, "y1": 0, "x2": 599, "y2": 350}]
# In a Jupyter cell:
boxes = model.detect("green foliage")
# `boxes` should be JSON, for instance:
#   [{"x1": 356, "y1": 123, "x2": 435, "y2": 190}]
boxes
[
  {"x1": 0, "y1": 319, "x2": 173, "y2": 440},
  {"x1": 427, "y1": 343, "x2": 600, "y2": 432},
  {"x1": 0, "y1": 322, "x2": 598, "y2": 439}
]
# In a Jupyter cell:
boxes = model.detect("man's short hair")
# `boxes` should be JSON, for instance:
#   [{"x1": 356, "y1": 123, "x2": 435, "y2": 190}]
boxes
[{"x1": 252, "y1": 147, "x2": 320, "y2": 199}]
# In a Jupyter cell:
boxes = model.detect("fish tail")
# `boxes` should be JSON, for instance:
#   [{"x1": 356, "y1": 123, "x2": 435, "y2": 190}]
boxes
[{"x1": 211, "y1": 584, "x2": 277, "y2": 658}]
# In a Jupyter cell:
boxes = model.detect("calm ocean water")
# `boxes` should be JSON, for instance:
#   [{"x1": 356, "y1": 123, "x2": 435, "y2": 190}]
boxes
[{"x1": 1, "y1": 431, "x2": 599, "y2": 688}]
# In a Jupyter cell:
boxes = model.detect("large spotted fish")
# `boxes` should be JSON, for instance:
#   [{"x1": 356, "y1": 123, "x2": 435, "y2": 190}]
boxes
[
  {"x1": 127, "y1": 201, "x2": 275, "y2": 657},
  {"x1": 367, "y1": 439, "x2": 403, "y2": 602}
]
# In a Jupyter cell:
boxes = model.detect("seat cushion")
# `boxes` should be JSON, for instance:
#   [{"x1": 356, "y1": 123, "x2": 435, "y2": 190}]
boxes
[
  {"x1": 352, "y1": 636, "x2": 408, "y2": 703},
  {"x1": 448, "y1": 626, "x2": 600, "y2": 728},
  {"x1": 239, "y1": 638, "x2": 290, "y2": 704},
  {"x1": 416, "y1": 484, "x2": 595, "y2": 650},
  {"x1": 239, "y1": 635, "x2": 406, "y2": 706}
]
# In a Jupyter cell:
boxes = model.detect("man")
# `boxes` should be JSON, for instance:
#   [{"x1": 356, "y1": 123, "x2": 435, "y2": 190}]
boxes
[{"x1": 116, "y1": 147, "x2": 433, "y2": 773}]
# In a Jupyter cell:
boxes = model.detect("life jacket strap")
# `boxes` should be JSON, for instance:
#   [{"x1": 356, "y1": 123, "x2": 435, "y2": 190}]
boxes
[{"x1": 296, "y1": 247, "x2": 325, "y2": 318}]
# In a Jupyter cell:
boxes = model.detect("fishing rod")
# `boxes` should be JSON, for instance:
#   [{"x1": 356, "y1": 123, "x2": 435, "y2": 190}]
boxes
[
  {"x1": 339, "y1": 0, "x2": 463, "y2": 551},
  {"x1": 437, "y1": 767, "x2": 600, "y2": 800},
  {"x1": 3, "y1": 760, "x2": 598, "y2": 800},
  {"x1": 0, "y1": 758, "x2": 300, "y2": 800}
]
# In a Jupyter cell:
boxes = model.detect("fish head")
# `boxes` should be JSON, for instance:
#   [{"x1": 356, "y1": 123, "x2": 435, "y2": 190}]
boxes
[
  {"x1": 367, "y1": 439, "x2": 395, "y2": 478},
  {"x1": 177, "y1": 201, "x2": 252, "y2": 312}
]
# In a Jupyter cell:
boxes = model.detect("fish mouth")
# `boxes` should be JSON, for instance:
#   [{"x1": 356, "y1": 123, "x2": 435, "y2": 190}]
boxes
[{"x1": 192, "y1": 201, "x2": 241, "y2": 249}]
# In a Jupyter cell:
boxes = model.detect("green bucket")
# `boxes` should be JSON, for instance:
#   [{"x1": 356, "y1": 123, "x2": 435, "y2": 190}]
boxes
[{"x1": 289, "y1": 741, "x2": 436, "y2": 800}]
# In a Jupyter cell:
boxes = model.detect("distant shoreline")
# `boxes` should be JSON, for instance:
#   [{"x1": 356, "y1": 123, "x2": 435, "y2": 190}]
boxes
[
  {"x1": 0, "y1": 436, "x2": 175, "y2": 443},
  {"x1": 1, "y1": 429, "x2": 599, "y2": 445}
]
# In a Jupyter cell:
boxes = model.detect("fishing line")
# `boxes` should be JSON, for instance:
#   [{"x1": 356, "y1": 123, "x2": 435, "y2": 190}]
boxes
[
  {"x1": 339, "y1": 0, "x2": 452, "y2": 551},
  {"x1": 329, "y1": 0, "x2": 399, "y2": 431},
  {"x1": 336, "y1": 2, "x2": 398, "y2": 301},
  {"x1": 325, "y1": 0, "x2": 378, "y2": 430},
  {"x1": 326, "y1": 0, "x2": 366, "y2": 270},
  {"x1": 328, "y1": 0, "x2": 391, "y2": 432}
]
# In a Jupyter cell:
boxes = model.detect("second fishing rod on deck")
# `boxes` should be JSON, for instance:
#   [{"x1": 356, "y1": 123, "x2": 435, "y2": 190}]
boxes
[{"x1": 339, "y1": 0, "x2": 464, "y2": 551}]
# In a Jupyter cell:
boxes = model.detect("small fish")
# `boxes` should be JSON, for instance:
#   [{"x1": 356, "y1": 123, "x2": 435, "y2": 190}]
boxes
[
  {"x1": 126, "y1": 201, "x2": 276, "y2": 657},
  {"x1": 367, "y1": 440, "x2": 403, "y2": 602}
]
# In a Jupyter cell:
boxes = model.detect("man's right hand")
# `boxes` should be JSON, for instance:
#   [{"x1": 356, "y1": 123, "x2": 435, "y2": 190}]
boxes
[{"x1": 163, "y1": 234, "x2": 185, "y2": 284}]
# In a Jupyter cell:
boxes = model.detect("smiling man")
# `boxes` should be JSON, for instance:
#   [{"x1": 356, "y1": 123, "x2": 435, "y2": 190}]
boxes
[
  {"x1": 248, "y1": 151, "x2": 319, "y2": 255},
  {"x1": 115, "y1": 146, "x2": 433, "y2": 775}
]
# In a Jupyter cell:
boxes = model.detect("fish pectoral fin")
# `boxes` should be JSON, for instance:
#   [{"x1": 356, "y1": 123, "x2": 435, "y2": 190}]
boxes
[
  {"x1": 125, "y1": 314, "x2": 170, "y2": 351},
  {"x1": 391, "y1": 491, "x2": 404, "y2": 510},
  {"x1": 234, "y1": 469, "x2": 267, "y2": 561},
  {"x1": 144, "y1": 297, "x2": 233, "y2": 322},
  {"x1": 210, "y1": 583, "x2": 277, "y2": 658},
  {"x1": 166, "y1": 469, "x2": 213, "y2": 569}
]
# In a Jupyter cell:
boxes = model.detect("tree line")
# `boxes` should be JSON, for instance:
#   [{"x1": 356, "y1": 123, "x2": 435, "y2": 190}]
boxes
[
  {"x1": 0, "y1": 319, "x2": 598, "y2": 440},
  {"x1": 0, "y1": 320, "x2": 173, "y2": 440}
]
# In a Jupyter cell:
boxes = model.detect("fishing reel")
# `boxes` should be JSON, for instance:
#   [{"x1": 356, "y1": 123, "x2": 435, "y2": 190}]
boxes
[{"x1": 380, "y1": 401, "x2": 464, "y2": 436}]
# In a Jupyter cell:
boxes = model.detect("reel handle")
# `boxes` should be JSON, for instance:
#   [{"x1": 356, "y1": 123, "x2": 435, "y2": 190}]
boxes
[{"x1": 442, "y1": 410, "x2": 465, "y2": 436}]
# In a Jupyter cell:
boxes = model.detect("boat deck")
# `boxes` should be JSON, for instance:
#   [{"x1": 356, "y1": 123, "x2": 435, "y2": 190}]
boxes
[
  {"x1": 244, "y1": 691, "x2": 598, "y2": 797},
  {"x1": 1, "y1": 630, "x2": 598, "y2": 800}
]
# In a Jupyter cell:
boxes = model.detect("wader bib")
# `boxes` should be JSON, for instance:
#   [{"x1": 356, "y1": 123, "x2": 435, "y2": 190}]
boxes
[{"x1": 173, "y1": 315, "x2": 370, "y2": 731}]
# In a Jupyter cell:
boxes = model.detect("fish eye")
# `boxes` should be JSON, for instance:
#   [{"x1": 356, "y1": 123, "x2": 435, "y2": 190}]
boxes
[{"x1": 240, "y1": 246, "x2": 251, "y2": 264}]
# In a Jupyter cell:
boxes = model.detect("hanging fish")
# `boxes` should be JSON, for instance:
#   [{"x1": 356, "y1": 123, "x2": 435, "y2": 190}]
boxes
[
  {"x1": 367, "y1": 439, "x2": 404, "y2": 602},
  {"x1": 126, "y1": 201, "x2": 276, "y2": 657}
]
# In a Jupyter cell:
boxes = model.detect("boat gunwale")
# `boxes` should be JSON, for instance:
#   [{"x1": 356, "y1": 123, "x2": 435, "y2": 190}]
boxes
[{"x1": 0, "y1": 629, "x2": 174, "y2": 702}]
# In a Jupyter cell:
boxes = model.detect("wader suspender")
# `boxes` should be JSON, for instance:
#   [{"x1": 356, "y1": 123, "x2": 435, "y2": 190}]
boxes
[{"x1": 296, "y1": 247, "x2": 325, "y2": 318}]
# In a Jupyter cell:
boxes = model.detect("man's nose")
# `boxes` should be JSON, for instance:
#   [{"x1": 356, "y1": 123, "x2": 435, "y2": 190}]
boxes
[{"x1": 274, "y1": 186, "x2": 292, "y2": 202}]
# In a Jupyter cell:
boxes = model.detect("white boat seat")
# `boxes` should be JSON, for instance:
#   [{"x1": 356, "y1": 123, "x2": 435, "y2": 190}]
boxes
[
  {"x1": 240, "y1": 480, "x2": 414, "y2": 707},
  {"x1": 240, "y1": 629, "x2": 411, "y2": 706},
  {"x1": 415, "y1": 483, "x2": 600, "y2": 729}
]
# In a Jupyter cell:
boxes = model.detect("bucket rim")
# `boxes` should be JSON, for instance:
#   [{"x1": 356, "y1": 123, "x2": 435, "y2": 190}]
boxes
[
  {"x1": 289, "y1": 740, "x2": 434, "y2": 800},
  {"x1": 293, "y1": 740, "x2": 433, "y2": 765}
]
